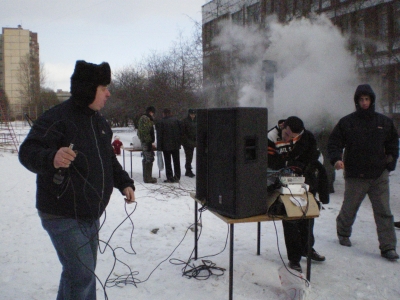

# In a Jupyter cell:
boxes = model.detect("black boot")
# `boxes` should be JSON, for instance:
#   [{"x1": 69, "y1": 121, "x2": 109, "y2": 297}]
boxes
[
  {"x1": 185, "y1": 170, "x2": 195, "y2": 178},
  {"x1": 144, "y1": 162, "x2": 157, "y2": 183},
  {"x1": 142, "y1": 161, "x2": 146, "y2": 182},
  {"x1": 302, "y1": 248, "x2": 326, "y2": 261}
]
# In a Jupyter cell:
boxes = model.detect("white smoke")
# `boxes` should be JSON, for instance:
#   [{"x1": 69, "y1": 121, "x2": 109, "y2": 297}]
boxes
[{"x1": 213, "y1": 14, "x2": 359, "y2": 129}]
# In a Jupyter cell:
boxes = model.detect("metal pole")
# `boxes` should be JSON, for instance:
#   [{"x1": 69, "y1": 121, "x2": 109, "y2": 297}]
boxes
[
  {"x1": 194, "y1": 200, "x2": 198, "y2": 260},
  {"x1": 130, "y1": 150, "x2": 133, "y2": 177},
  {"x1": 229, "y1": 224, "x2": 234, "y2": 300},
  {"x1": 257, "y1": 222, "x2": 261, "y2": 255},
  {"x1": 306, "y1": 219, "x2": 312, "y2": 281}
]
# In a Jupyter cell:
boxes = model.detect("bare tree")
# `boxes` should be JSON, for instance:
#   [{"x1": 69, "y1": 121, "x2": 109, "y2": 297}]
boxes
[
  {"x1": 17, "y1": 53, "x2": 42, "y2": 115},
  {"x1": 100, "y1": 21, "x2": 204, "y2": 126}
]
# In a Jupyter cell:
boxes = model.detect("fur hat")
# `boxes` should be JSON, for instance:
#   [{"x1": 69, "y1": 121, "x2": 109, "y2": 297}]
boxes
[{"x1": 70, "y1": 60, "x2": 111, "y2": 107}]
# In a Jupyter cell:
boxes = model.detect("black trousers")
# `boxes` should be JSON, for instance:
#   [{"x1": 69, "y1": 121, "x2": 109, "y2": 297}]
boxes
[
  {"x1": 183, "y1": 146, "x2": 194, "y2": 172},
  {"x1": 163, "y1": 149, "x2": 181, "y2": 180},
  {"x1": 282, "y1": 218, "x2": 315, "y2": 263}
]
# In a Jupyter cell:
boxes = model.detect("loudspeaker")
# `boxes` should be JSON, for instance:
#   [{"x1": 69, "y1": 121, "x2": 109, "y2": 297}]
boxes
[{"x1": 196, "y1": 107, "x2": 268, "y2": 219}]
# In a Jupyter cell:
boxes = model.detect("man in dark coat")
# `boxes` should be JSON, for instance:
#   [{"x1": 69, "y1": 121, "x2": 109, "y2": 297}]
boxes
[
  {"x1": 181, "y1": 108, "x2": 197, "y2": 177},
  {"x1": 268, "y1": 116, "x2": 327, "y2": 273},
  {"x1": 18, "y1": 60, "x2": 136, "y2": 299},
  {"x1": 156, "y1": 108, "x2": 182, "y2": 183},
  {"x1": 328, "y1": 84, "x2": 399, "y2": 261}
]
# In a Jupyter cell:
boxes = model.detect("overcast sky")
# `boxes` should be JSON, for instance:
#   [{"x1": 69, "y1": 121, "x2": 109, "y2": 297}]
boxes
[{"x1": 2, "y1": 0, "x2": 207, "y2": 91}]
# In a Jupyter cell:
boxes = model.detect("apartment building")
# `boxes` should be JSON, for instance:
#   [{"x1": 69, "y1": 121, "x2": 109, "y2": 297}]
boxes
[
  {"x1": 0, "y1": 25, "x2": 40, "y2": 118},
  {"x1": 202, "y1": 0, "x2": 400, "y2": 112}
]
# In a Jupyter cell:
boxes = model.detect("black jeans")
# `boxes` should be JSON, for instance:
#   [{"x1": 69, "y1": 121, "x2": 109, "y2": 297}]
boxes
[
  {"x1": 183, "y1": 146, "x2": 194, "y2": 172},
  {"x1": 282, "y1": 218, "x2": 315, "y2": 263},
  {"x1": 163, "y1": 149, "x2": 181, "y2": 180}
]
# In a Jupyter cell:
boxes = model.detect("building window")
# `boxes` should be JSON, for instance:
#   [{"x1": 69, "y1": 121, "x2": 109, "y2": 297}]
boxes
[
  {"x1": 394, "y1": 2, "x2": 400, "y2": 38},
  {"x1": 232, "y1": 9, "x2": 244, "y2": 25},
  {"x1": 287, "y1": 0, "x2": 294, "y2": 16},
  {"x1": 378, "y1": 8, "x2": 388, "y2": 40},
  {"x1": 247, "y1": 3, "x2": 260, "y2": 25},
  {"x1": 266, "y1": 0, "x2": 273, "y2": 14}
]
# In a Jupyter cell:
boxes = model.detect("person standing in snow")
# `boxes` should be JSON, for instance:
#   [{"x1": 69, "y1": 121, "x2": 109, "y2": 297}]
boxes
[
  {"x1": 18, "y1": 60, "x2": 136, "y2": 299},
  {"x1": 112, "y1": 136, "x2": 123, "y2": 155},
  {"x1": 181, "y1": 108, "x2": 197, "y2": 178},
  {"x1": 156, "y1": 108, "x2": 182, "y2": 183},
  {"x1": 138, "y1": 106, "x2": 157, "y2": 183},
  {"x1": 268, "y1": 116, "x2": 327, "y2": 273},
  {"x1": 328, "y1": 84, "x2": 399, "y2": 261}
]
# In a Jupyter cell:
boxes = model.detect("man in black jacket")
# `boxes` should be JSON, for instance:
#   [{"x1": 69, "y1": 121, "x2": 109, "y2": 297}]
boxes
[
  {"x1": 328, "y1": 84, "x2": 399, "y2": 261},
  {"x1": 156, "y1": 108, "x2": 182, "y2": 183},
  {"x1": 181, "y1": 109, "x2": 197, "y2": 177},
  {"x1": 268, "y1": 116, "x2": 327, "y2": 273},
  {"x1": 19, "y1": 60, "x2": 136, "y2": 299}
]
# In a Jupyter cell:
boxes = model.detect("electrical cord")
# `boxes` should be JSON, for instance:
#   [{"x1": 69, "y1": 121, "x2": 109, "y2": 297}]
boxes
[
  {"x1": 267, "y1": 167, "x2": 311, "y2": 286},
  {"x1": 169, "y1": 209, "x2": 228, "y2": 280}
]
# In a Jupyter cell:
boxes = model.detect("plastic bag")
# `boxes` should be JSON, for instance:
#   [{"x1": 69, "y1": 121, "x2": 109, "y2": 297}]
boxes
[
  {"x1": 157, "y1": 151, "x2": 164, "y2": 171},
  {"x1": 278, "y1": 265, "x2": 310, "y2": 300},
  {"x1": 131, "y1": 134, "x2": 141, "y2": 150}
]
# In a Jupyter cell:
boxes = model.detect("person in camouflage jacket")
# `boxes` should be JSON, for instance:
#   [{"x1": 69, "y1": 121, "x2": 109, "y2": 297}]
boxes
[{"x1": 138, "y1": 106, "x2": 157, "y2": 183}]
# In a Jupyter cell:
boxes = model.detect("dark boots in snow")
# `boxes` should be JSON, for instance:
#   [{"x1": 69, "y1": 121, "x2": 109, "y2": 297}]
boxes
[{"x1": 143, "y1": 162, "x2": 157, "y2": 183}]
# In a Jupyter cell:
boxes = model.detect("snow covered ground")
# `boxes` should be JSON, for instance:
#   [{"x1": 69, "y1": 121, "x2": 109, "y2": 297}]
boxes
[{"x1": 1, "y1": 126, "x2": 399, "y2": 300}]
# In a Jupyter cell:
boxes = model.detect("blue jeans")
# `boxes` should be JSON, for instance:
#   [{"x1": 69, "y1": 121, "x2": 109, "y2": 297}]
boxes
[{"x1": 41, "y1": 217, "x2": 100, "y2": 300}]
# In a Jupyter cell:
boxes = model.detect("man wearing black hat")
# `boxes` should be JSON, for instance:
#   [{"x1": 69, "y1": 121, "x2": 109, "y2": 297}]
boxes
[
  {"x1": 328, "y1": 84, "x2": 399, "y2": 261},
  {"x1": 181, "y1": 109, "x2": 197, "y2": 177},
  {"x1": 268, "y1": 116, "x2": 326, "y2": 273},
  {"x1": 19, "y1": 60, "x2": 136, "y2": 299}
]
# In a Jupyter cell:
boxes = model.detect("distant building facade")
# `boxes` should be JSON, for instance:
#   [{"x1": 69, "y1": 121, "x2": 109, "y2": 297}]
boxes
[
  {"x1": 202, "y1": 0, "x2": 400, "y2": 111},
  {"x1": 56, "y1": 89, "x2": 71, "y2": 102},
  {"x1": 0, "y1": 25, "x2": 40, "y2": 118}
]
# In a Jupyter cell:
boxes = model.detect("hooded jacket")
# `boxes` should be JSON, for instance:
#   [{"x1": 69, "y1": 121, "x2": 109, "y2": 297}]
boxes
[{"x1": 327, "y1": 84, "x2": 399, "y2": 179}]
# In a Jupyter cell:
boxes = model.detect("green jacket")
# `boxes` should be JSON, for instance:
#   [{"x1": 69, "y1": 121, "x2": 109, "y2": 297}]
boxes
[{"x1": 138, "y1": 113, "x2": 155, "y2": 144}]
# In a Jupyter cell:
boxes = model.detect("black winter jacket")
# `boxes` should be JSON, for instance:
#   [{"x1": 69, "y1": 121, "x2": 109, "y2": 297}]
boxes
[
  {"x1": 19, "y1": 98, "x2": 135, "y2": 220},
  {"x1": 181, "y1": 115, "x2": 197, "y2": 148},
  {"x1": 268, "y1": 128, "x2": 320, "y2": 171},
  {"x1": 268, "y1": 126, "x2": 329, "y2": 202},
  {"x1": 156, "y1": 116, "x2": 182, "y2": 151},
  {"x1": 328, "y1": 86, "x2": 399, "y2": 179}
]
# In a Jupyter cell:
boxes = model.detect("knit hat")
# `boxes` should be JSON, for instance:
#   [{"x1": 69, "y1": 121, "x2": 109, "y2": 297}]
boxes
[
  {"x1": 284, "y1": 116, "x2": 304, "y2": 134},
  {"x1": 188, "y1": 109, "x2": 196, "y2": 114},
  {"x1": 70, "y1": 60, "x2": 111, "y2": 107},
  {"x1": 146, "y1": 106, "x2": 156, "y2": 114}
]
